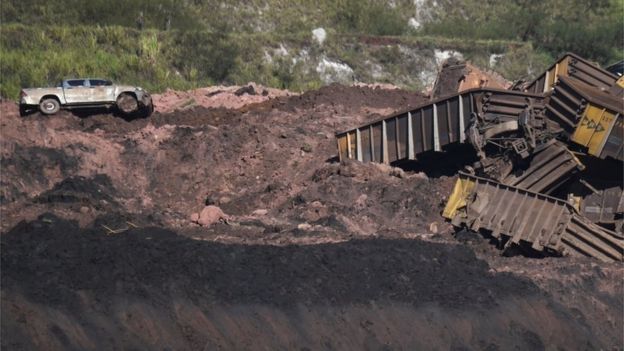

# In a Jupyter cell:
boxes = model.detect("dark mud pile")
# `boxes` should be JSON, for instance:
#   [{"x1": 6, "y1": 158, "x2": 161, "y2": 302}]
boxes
[
  {"x1": 1, "y1": 84, "x2": 622, "y2": 350},
  {"x1": 3, "y1": 215, "x2": 621, "y2": 350}
]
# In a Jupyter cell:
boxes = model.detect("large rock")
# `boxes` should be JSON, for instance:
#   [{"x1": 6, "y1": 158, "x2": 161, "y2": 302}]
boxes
[{"x1": 193, "y1": 205, "x2": 228, "y2": 226}]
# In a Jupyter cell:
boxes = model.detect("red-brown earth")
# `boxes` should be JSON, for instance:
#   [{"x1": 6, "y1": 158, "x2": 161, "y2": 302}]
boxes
[{"x1": 1, "y1": 84, "x2": 622, "y2": 350}]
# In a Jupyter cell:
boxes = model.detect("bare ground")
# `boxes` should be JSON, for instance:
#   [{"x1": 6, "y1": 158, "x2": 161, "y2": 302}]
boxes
[{"x1": 1, "y1": 84, "x2": 622, "y2": 350}]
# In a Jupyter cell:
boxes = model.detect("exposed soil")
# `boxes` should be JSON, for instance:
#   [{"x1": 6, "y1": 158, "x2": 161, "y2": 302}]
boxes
[
  {"x1": 1, "y1": 84, "x2": 622, "y2": 350},
  {"x1": 151, "y1": 83, "x2": 293, "y2": 113}
]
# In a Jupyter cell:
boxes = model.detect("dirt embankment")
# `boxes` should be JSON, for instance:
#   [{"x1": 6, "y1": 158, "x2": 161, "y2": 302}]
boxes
[{"x1": 1, "y1": 84, "x2": 622, "y2": 350}]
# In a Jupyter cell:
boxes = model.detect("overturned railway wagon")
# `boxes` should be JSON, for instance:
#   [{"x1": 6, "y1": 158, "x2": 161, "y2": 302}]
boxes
[
  {"x1": 525, "y1": 52, "x2": 620, "y2": 94},
  {"x1": 336, "y1": 53, "x2": 624, "y2": 262},
  {"x1": 443, "y1": 173, "x2": 623, "y2": 262},
  {"x1": 336, "y1": 89, "x2": 545, "y2": 164}
]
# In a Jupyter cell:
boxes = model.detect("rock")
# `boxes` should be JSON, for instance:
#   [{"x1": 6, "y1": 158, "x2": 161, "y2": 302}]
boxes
[
  {"x1": 297, "y1": 223, "x2": 312, "y2": 231},
  {"x1": 408, "y1": 17, "x2": 421, "y2": 30},
  {"x1": 310, "y1": 201, "x2": 323, "y2": 208},
  {"x1": 219, "y1": 196, "x2": 231, "y2": 204},
  {"x1": 190, "y1": 213, "x2": 200, "y2": 222},
  {"x1": 197, "y1": 205, "x2": 228, "y2": 226},
  {"x1": 252, "y1": 209, "x2": 268, "y2": 216},
  {"x1": 355, "y1": 194, "x2": 368, "y2": 209},
  {"x1": 234, "y1": 85, "x2": 256, "y2": 96},
  {"x1": 413, "y1": 172, "x2": 428, "y2": 180},
  {"x1": 79, "y1": 206, "x2": 90, "y2": 214},
  {"x1": 312, "y1": 27, "x2": 326, "y2": 45},
  {"x1": 389, "y1": 167, "x2": 406, "y2": 179},
  {"x1": 429, "y1": 222, "x2": 438, "y2": 234}
]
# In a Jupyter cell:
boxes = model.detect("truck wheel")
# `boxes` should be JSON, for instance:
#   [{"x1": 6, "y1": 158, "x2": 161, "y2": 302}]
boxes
[
  {"x1": 39, "y1": 98, "x2": 60, "y2": 115},
  {"x1": 116, "y1": 93, "x2": 138, "y2": 114}
]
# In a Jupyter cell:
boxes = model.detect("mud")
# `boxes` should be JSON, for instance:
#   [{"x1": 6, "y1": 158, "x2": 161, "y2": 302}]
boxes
[
  {"x1": 3, "y1": 214, "x2": 622, "y2": 350},
  {"x1": 1, "y1": 83, "x2": 622, "y2": 350}
]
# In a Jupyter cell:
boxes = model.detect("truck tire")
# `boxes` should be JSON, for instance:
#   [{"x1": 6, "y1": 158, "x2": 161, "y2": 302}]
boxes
[
  {"x1": 39, "y1": 98, "x2": 60, "y2": 115},
  {"x1": 116, "y1": 93, "x2": 138, "y2": 114}
]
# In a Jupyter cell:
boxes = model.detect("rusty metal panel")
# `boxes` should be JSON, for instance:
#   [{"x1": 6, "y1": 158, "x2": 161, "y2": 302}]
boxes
[
  {"x1": 337, "y1": 133, "x2": 349, "y2": 161},
  {"x1": 411, "y1": 109, "x2": 425, "y2": 155},
  {"x1": 386, "y1": 118, "x2": 398, "y2": 162},
  {"x1": 444, "y1": 172, "x2": 624, "y2": 262},
  {"x1": 360, "y1": 126, "x2": 372, "y2": 162},
  {"x1": 562, "y1": 215, "x2": 624, "y2": 262},
  {"x1": 601, "y1": 116, "x2": 624, "y2": 161},
  {"x1": 397, "y1": 114, "x2": 408, "y2": 159},
  {"x1": 372, "y1": 123, "x2": 382, "y2": 163},
  {"x1": 437, "y1": 100, "x2": 451, "y2": 147},
  {"x1": 501, "y1": 141, "x2": 583, "y2": 193},
  {"x1": 422, "y1": 105, "x2": 435, "y2": 152},
  {"x1": 581, "y1": 187, "x2": 623, "y2": 226},
  {"x1": 527, "y1": 53, "x2": 619, "y2": 93},
  {"x1": 448, "y1": 98, "x2": 460, "y2": 143}
]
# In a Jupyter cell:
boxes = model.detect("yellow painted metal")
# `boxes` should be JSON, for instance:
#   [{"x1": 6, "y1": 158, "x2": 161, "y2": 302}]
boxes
[
  {"x1": 442, "y1": 177, "x2": 476, "y2": 219},
  {"x1": 571, "y1": 103, "x2": 617, "y2": 157},
  {"x1": 544, "y1": 56, "x2": 570, "y2": 92},
  {"x1": 569, "y1": 195, "x2": 581, "y2": 212}
]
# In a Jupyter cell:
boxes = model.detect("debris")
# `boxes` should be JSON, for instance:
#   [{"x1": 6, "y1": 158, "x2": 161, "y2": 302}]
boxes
[
  {"x1": 234, "y1": 85, "x2": 256, "y2": 96},
  {"x1": 297, "y1": 223, "x2": 312, "y2": 230},
  {"x1": 429, "y1": 222, "x2": 438, "y2": 234},
  {"x1": 338, "y1": 52, "x2": 623, "y2": 261},
  {"x1": 252, "y1": 209, "x2": 268, "y2": 216}
]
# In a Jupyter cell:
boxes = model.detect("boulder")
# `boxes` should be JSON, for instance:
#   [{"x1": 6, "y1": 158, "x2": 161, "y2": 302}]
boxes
[
  {"x1": 195, "y1": 205, "x2": 228, "y2": 226},
  {"x1": 252, "y1": 209, "x2": 268, "y2": 216}
]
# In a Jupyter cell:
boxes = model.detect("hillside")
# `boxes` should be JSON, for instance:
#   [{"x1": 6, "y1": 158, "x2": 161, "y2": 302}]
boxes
[{"x1": 1, "y1": 0, "x2": 622, "y2": 98}]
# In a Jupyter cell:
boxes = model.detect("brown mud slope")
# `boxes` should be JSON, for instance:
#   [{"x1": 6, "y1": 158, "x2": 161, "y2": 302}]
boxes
[{"x1": 1, "y1": 85, "x2": 623, "y2": 350}]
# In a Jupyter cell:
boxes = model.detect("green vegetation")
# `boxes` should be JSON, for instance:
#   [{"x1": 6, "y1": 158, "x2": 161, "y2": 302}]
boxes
[
  {"x1": 0, "y1": 25, "x2": 224, "y2": 97},
  {"x1": 1, "y1": 0, "x2": 621, "y2": 98},
  {"x1": 421, "y1": 0, "x2": 623, "y2": 64}
]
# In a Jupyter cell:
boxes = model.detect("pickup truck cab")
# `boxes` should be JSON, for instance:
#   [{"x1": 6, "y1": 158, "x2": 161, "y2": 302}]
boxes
[{"x1": 19, "y1": 78, "x2": 153, "y2": 117}]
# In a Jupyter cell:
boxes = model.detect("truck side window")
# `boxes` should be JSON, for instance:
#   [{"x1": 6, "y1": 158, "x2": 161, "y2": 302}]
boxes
[
  {"x1": 89, "y1": 79, "x2": 106, "y2": 86},
  {"x1": 67, "y1": 80, "x2": 85, "y2": 87}
]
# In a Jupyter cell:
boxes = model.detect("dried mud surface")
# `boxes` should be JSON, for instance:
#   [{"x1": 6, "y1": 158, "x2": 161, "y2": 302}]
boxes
[{"x1": 0, "y1": 84, "x2": 622, "y2": 350}]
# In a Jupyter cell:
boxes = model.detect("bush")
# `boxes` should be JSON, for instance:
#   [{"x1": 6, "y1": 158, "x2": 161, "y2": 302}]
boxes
[
  {"x1": 332, "y1": 0, "x2": 406, "y2": 36},
  {"x1": 169, "y1": 30, "x2": 239, "y2": 82}
]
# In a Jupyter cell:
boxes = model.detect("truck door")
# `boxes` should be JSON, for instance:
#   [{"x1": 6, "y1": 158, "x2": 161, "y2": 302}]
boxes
[
  {"x1": 63, "y1": 79, "x2": 90, "y2": 104},
  {"x1": 89, "y1": 79, "x2": 115, "y2": 102}
]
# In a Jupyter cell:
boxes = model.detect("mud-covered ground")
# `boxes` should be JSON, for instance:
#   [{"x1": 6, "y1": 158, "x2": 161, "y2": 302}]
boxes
[{"x1": 1, "y1": 84, "x2": 622, "y2": 350}]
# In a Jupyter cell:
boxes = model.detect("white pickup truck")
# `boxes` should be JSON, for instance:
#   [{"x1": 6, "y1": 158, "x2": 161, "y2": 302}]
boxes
[{"x1": 19, "y1": 78, "x2": 154, "y2": 117}]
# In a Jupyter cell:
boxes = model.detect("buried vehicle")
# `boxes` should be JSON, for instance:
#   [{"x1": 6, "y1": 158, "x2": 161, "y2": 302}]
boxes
[
  {"x1": 337, "y1": 53, "x2": 624, "y2": 262},
  {"x1": 19, "y1": 78, "x2": 153, "y2": 117}
]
